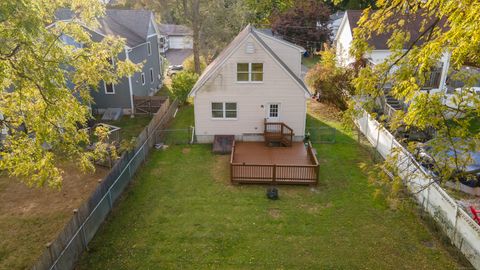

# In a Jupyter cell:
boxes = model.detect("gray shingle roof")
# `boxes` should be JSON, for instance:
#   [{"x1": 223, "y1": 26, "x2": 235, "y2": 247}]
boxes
[
  {"x1": 344, "y1": 10, "x2": 445, "y2": 50},
  {"x1": 158, "y1": 24, "x2": 193, "y2": 36},
  {"x1": 55, "y1": 9, "x2": 155, "y2": 47},
  {"x1": 189, "y1": 25, "x2": 310, "y2": 97}
]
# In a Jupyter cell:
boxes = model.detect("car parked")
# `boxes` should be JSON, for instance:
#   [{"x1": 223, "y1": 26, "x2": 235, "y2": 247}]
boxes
[
  {"x1": 167, "y1": 65, "x2": 183, "y2": 77},
  {"x1": 414, "y1": 140, "x2": 480, "y2": 187}
]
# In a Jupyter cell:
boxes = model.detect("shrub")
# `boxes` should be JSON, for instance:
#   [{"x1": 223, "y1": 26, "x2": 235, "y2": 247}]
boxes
[
  {"x1": 171, "y1": 71, "x2": 199, "y2": 104},
  {"x1": 305, "y1": 47, "x2": 354, "y2": 110},
  {"x1": 182, "y1": 55, "x2": 207, "y2": 73}
]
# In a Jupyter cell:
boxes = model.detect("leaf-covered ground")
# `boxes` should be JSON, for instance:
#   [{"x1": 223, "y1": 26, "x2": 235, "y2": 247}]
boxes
[{"x1": 77, "y1": 102, "x2": 468, "y2": 269}]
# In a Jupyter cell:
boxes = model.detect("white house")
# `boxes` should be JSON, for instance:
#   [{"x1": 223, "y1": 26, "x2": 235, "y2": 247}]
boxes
[
  {"x1": 334, "y1": 10, "x2": 450, "y2": 93},
  {"x1": 189, "y1": 25, "x2": 310, "y2": 143}
]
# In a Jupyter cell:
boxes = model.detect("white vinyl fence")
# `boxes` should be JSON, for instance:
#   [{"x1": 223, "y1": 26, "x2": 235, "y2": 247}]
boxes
[{"x1": 356, "y1": 110, "x2": 480, "y2": 269}]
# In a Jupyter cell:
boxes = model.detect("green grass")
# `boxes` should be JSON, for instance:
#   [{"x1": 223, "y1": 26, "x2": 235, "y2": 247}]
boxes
[
  {"x1": 109, "y1": 115, "x2": 152, "y2": 141},
  {"x1": 302, "y1": 55, "x2": 320, "y2": 68},
  {"x1": 77, "y1": 104, "x2": 467, "y2": 269}
]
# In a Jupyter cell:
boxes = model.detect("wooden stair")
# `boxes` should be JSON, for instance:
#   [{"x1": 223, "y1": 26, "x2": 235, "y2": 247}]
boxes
[{"x1": 264, "y1": 120, "x2": 294, "y2": 147}]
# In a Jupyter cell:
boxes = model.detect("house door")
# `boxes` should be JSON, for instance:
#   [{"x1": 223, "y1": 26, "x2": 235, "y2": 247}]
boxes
[{"x1": 266, "y1": 103, "x2": 280, "y2": 122}]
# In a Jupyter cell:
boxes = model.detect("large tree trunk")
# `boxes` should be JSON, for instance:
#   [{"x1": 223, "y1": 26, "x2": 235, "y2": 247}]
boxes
[{"x1": 191, "y1": 0, "x2": 201, "y2": 74}]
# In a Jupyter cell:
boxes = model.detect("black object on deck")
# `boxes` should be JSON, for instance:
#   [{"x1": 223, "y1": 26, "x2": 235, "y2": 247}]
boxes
[{"x1": 212, "y1": 135, "x2": 234, "y2": 154}]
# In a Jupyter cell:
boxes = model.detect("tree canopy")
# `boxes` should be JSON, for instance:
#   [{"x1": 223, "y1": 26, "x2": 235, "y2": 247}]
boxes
[
  {"x1": 351, "y1": 1, "x2": 480, "y2": 191},
  {"x1": 0, "y1": 0, "x2": 138, "y2": 187},
  {"x1": 271, "y1": 0, "x2": 331, "y2": 52}
]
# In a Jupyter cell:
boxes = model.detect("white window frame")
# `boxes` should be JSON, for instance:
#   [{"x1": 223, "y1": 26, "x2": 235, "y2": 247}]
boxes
[
  {"x1": 141, "y1": 72, "x2": 145, "y2": 85},
  {"x1": 211, "y1": 102, "x2": 237, "y2": 120},
  {"x1": 236, "y1": 63, "x2": 263, "y2": 83},
  {"x1": 149, "y1": 68, "x2": 154, "y2": 84},
  {"x1": 147, "y1": 42, "x2": 152, "y2": 55},
  {"x1": 103, "y1": 81, "x2": 115, "y2": 94}
]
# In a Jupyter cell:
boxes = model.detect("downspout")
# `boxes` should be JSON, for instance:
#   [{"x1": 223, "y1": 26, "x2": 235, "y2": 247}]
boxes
[
  {"x1": 125, "y1": 47, "x2": 135, "y2": 118},
  {"x1": 439, "y1": 51, "x2": 451, "y2": 104}
]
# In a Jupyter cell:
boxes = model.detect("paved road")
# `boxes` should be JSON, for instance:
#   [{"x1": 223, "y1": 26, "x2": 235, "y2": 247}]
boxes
[{"x1": 165, "y1": 49, "x2": 193, "y2": 66}]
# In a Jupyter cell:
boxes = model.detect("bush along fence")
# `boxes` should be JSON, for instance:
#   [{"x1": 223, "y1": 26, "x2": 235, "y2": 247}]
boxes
[
  {"x1": 32, "y1": 98, "x2": 179, "y2": 270},
  {"x1": 355, "y1": 110, "x2": 480, "y2": 269}
]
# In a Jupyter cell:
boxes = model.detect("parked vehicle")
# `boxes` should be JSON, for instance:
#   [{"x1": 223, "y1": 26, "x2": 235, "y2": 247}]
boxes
[
  {"x1": 167, "y1": 65, "x2": 183, "y2": 77},
  {"x1": 414, "y1": 140, "x2": 480, "y2": 187}
]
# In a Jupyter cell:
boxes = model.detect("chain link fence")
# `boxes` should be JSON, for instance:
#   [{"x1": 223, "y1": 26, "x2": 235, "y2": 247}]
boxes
[
  {"x1": 306, "y1": 126, "x2": 336, "y2": 144},
  {"x1": 32, "y1": 99, "x2": 178, "y2": 270}
]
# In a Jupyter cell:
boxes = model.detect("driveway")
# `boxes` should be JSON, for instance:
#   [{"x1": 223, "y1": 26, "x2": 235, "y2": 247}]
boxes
[{"x1": 165, "y1": 49, "x2": 193, "y2": 66}]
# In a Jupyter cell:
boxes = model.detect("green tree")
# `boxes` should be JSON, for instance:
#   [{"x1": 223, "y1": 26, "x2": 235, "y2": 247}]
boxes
[
  {"x1": 306, "y1": 48, "x2": 354, "y2": 110},
  {"x1": 0, "y1": 1, "x2": 138, "y2": 187},
  {"x1": 244, "y1": 0, "x2": 293, "y2": 25},
  {"x1": 170, "y1": 72, "x2": 199, "y2": 104},
  {"x1": 182, "y1": 55, "x2": 207, "y2": 73},
  {"x1": 350, "y1": 1, "x2": 480, "y2": 193}
]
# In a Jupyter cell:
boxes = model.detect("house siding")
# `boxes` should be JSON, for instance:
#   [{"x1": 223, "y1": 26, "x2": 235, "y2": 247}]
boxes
[
  {"x1": 259, "y1": 35, "x2": 303, "y2": 78},
  {"x1": 194, "y1": 35, "x2": 307, "y2": 143},
  {"x1": 129, "y1": 35, "x2": 163, "y2": 97}
]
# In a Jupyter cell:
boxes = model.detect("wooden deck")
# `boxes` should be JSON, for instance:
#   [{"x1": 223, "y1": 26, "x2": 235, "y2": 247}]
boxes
[{"x1": 230, "y1": 142, "x2": 319, "y2": 186}]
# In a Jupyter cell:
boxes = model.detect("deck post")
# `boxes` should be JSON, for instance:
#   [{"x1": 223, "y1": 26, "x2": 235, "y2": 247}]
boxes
[{"x1": 272, "y1": 164, "x2": 276, "y2": 184}]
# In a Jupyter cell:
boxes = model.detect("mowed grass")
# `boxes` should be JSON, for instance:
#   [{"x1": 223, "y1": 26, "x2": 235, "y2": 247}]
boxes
[{"x1": 77, "y1": 102, "x2": 467, "y2": 269}]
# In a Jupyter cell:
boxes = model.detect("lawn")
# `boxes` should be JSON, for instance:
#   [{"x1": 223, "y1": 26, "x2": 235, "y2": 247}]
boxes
[
  {"x1": 77, "y1": 102, "x2": 468, "y2": 269},
  {"x1": 302, "y1": 54, "x2": 320, "y2": 68},
  {"x1": 0, "y1": 163, "x2": 108, "y2": 269},
  {"x1": 108, "y1": 115, "x2": 152, "y2": 141}
]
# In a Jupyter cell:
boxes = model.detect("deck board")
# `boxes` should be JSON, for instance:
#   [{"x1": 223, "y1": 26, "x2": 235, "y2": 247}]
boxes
[{"x1": 233, "y1": 142, "x2": 313, "y2": 165}]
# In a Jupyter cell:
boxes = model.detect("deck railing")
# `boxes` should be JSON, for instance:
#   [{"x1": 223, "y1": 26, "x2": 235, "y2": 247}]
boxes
[
  {"x1": 264, "y1": 120, "x2": 293, "y2": 146},
  {"x1": 230, "y1": 141, "x2": 319, "y2": 185}
]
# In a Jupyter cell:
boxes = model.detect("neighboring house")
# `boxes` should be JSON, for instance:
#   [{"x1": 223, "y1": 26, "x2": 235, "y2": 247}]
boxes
[
  {"x1": 334, "y1": 10, "x2": 450, "y2": 93},
  {"x1": 158, "y1": 24, "x2": 193, "y2": 50},
  {"x1": 189, "y1": 25, "x2": 310, "y2": 143},
  {"x1": 321, "y1": 11, "x2": 345, "y2": 40},
  {"x1": 52, "y1": 9, "x2": 165, "y2": 114}
]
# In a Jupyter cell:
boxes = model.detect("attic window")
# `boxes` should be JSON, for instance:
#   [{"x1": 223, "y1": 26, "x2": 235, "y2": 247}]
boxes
[{"x1": 245, "y1": 42, "x2": 255, "y2": 54}]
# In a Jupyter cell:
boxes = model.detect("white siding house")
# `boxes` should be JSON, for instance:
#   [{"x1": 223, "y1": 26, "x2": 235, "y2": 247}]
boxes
[
  {"x1": 189, "y1": 25, "x2": 310, "y2": 143},
  {"x1": 334, "y1": 10, "x2": 450, "y2": 93}
]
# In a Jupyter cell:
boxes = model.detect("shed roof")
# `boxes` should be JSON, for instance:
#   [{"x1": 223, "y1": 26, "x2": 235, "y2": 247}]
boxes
[{"x1": 158, "y1": 24, "x2": 193, "y2": 36}]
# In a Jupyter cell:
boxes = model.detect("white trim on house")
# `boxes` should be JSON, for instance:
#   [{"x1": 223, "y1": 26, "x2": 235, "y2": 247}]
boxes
[
  {"x1": 254, "y1": 31, "x2": 306, "y2": 53},
  {"x1": 189, "y1": 26, "x2": 310, "y2": 98},
  {"x1": 147, "y1": 42, "x2": 152, "y2": 55},
  {"x1": 103, "y1": 81, "x2": 116, "y2": 94},
  {"x1": 210, "y1": 102, "x2": 238, "y2": 120},
  {"x1": 125, "y1": 48, "x2": 135, "y2": 114}
]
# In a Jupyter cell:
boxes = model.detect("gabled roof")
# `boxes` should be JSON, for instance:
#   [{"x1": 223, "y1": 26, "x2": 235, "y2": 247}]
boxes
[
  {"x1": 55, "y1": 9, "x2": 156, "y2": 47},
  {"x1": 337, "y1": 10, "x2": 445, "y2": 50},
  {"x1": 254, "y1": 29, "x2": 306, "y2": 53},
  {"x1": 158, "y1": 24, "x2": 193, "y2": 36},
  {"x1": 189, "y1": 25, "x2": 310, "y2": 97}
]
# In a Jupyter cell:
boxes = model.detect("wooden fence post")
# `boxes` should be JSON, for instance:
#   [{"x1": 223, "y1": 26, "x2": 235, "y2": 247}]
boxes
[{"x1": 272, "y1": 164, "x2": 276, "y2": 184}]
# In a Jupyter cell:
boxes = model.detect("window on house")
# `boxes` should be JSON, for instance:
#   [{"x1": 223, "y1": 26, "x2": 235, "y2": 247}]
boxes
[
  {"x1": 147, "y1": 42, "x2": 152, "y2": 55},
  {"x1": 211, "y1": 102, "x2": 237, "y2": 119},
  {"x1": 237, "y1": 63, "x2": 249, "y2": 81},
  {"x1": 251, "y1": 63, "x2": 263, "y2": 81},
  {"x1": 141, "y1": 73, "x2": 145, "y2": 85},
  {"x1": 104, "y1": 82, "x2": 115, "y2": 94},
  {"x1": 236, "y1": 63, "x2": 263, "y2": 82},
  {"x1": 149, "y1": 68, "x2": 154, "y2": 83}
]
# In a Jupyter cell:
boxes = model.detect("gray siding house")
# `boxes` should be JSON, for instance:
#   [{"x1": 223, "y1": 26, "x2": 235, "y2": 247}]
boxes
[{"x1": 54, "y1": 9, "x2": 165, "y2": 114}]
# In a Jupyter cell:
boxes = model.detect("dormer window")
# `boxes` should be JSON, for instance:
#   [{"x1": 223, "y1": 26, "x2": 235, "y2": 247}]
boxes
[{"x1": 237, "y1": 63, "x2": 263, "y2": 82}]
